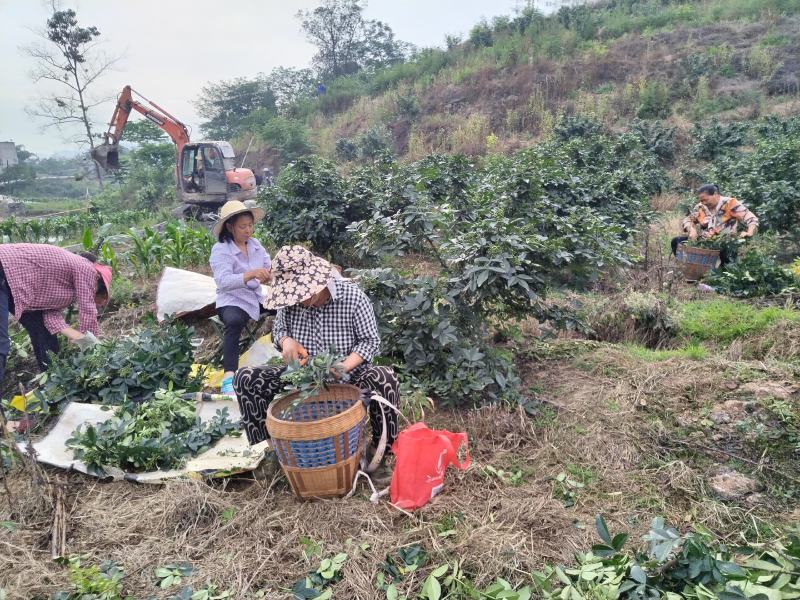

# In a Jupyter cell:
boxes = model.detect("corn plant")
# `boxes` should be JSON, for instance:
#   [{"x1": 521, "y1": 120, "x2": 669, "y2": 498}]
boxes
[{"x1": 126, "y1": 226, "x2": 163, "y2": 276}]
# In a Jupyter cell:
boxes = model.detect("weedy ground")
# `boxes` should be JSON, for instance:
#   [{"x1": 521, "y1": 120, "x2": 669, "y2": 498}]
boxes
[{"x1": 2, "y1": 291, "x2": 798, "y2": 598}]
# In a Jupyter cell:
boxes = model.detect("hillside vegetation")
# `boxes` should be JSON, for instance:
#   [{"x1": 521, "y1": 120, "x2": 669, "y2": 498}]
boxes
[{"x1": 237, "y1": 0, "x2": 800, "y2": 167}]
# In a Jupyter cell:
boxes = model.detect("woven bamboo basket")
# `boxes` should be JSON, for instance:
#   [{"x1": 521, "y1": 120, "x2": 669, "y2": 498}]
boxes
[
  {"x1": 675, "y1": 243, "x2": 720, "y2": 281},
  {"x1": 266, "y1": 383, "x2": 366, "y2": 500}
]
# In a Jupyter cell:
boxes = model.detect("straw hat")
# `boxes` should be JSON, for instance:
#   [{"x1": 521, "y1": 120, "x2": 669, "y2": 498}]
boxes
[
  {"x1": 262, "y1": 245, "x2": 336, "y2": 310},
  {"x1": 212, "y1": 200, "x2": 266, "y2": 238}
]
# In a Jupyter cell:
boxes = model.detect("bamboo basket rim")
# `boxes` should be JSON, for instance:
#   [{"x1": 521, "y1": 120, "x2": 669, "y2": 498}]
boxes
[
  {"x1": 676, "y1": 243, "x2": 721, "y2": 258},
  {"x1": 266, "y1": 383, "x2": 365, "y2": 441}
]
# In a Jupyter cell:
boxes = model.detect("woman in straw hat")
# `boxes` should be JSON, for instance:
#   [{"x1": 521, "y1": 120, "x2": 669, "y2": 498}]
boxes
[
  {"x1": 0, "y1": 244, "x2": 111, "y2": 398},
  {"x1": 234, "y1": 245, "x2": 400, "y2": 450},
  {"x1": 210, "y1": 200, "x2": 271, "y2": 396}
]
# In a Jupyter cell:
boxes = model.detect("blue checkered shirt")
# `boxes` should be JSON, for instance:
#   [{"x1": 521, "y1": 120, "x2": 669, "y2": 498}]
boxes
[{"x1": 272, "y1": 279, "x2": 380, "y2": 368}]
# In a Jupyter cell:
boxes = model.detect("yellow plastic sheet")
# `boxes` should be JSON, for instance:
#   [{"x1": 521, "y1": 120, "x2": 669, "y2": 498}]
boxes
[
  {"x1": 191, "y1": 364, "x2": 225, "y2": 389},
  {"x1": 192, "y1": 334, "x2": 281, "y2": 390},
  {"x1": 10, "y1": 391, "x2": 36, "y2": 412}
]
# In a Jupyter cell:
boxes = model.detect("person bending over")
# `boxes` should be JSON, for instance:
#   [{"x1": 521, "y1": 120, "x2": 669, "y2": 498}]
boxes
[{"x1": 671, "y1": 184, "x2": 758, "y2": 265}]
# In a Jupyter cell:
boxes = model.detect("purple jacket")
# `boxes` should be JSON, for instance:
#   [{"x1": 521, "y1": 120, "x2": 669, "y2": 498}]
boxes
[{"x1": 210, "y1": 238, "x2": 271, "y2": 320}]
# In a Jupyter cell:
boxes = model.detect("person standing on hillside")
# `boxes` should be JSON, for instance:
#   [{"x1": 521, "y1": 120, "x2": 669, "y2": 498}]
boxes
[
  {"x1": 209, "y1": 201, "x2": 272, "y2": 397},
  {"x1": 671, "y1": 184, "x2": 759, "y2": 265},
  {"x1": 0, "y1": 243, "x2": 111, "y2": 390}
]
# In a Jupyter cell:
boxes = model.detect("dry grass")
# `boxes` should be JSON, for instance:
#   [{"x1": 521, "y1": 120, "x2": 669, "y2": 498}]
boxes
[{"x1": 2, "y1": 339, "x2": 797, "y2": 599}]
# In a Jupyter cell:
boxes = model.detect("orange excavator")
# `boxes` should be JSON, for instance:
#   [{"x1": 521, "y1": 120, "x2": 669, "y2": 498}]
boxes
[{"x1": 92, "y1": 85, "x2": 257, "y2": 215}]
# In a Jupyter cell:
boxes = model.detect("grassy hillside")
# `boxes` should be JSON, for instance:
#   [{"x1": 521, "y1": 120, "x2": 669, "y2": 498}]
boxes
[{"x1": 250, "y1": 0, "x2": 800, "y2": 164}]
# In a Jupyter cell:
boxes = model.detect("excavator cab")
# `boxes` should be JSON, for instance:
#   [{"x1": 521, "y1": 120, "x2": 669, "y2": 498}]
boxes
[{"x1": 179, "y1": 143, "x2": 228, "y2": 198}]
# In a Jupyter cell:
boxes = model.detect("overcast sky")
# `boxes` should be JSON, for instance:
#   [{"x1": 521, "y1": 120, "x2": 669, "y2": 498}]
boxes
[{"x1": 0, "y1": 0, "x2": 527, "y2": 157}]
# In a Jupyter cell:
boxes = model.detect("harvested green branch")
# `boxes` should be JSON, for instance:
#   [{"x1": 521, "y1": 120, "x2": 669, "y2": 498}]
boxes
[{"x1": 278, "y1": 349, "x2": 348, "y2": 418}]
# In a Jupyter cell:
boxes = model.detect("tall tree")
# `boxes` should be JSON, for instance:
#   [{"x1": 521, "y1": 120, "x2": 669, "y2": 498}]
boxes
[
  {"x1": 197, "y1": 76, "x2": 277, "y2": 139},
  {"x1": 24, "y1": 7, "x2": 119, "y2": 187},
  {"x1": 297, "y1": 0, "x2": 410, "y2": 80},
  {"x1": 265, "y1": 67, "x2": 317, "y2": 113}
]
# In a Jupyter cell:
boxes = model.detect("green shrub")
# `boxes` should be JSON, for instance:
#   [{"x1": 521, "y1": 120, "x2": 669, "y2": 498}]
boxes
[
  {"x1": 468, "y1": 20, "x2": 493, "y2": 47},
  {"x1": 554, "y1": 114, "x2": 605, "y2": 140},
  {"x1": 260, "y1": 156, "x2": 368, "y2": 258},
  {"x1": 636, "y1": 80, "x2": 670, "y2": 119},
  {"x1": 689, "y1": 118, "x2": 750, "y2": 160},
  {"x1": 256, "y1": 116, "x2": 313, "y2": 165},
  {"x1": 678, "y1": 299, "x2": 800, "y2": 343},
  {"x1": 335, "y1": 137, "x2": 359, "y2": 162},
  {"x1": 359, "y1": 126, "x2": 392, "y2": 159},
  {"x1": 395, "y1": 92, "x2": 420, "y2": 119},
  {"x1": 705, "y1": 252, "x2": 800, "y2": 298},
  {"x1": 711, "y1": 120, "x2": 800, "y2": 232},
  {"x1": 629, "y1": 119, "x2": 676, "y2": 162}
]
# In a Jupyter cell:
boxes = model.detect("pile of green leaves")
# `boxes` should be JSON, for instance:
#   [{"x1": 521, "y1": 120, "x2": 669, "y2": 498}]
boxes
[
  {"x1": 67, "y1": 388, "x2": 238, "y2": 475},
  {"x1": 532, "y1": 515, "x2": 800, "y2": 600},
  {"x1": 681, "y1": 236, "x2": 745, "y2": 263},
  {"x1": 36, "y1": 320, "x2": 202, "y2": 410},
  {"x1": 705, "y1": 252, "x2": 800, "y2": 298}
]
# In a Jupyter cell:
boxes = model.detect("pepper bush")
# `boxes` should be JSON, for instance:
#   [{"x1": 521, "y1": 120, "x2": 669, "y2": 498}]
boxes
[
  {"x1": 258, "y1": 128, "x2": 666, "y2": 404},
  {"x1": 709, "y1": 116, "x2": 800, "y2": 233},
  {"x1": 346, "y1": 130, "x2": 665, "y2": 404}
]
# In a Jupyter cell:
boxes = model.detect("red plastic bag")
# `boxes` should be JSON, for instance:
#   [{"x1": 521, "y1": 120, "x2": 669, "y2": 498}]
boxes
[{"x1": 389, "y1": 422, "x2": 470, "y2": 510}]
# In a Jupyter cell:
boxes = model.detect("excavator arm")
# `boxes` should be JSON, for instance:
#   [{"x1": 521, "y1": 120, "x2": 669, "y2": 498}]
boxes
[{"x1": 92, "y1": 85, "x2": 191, "y2": 170}]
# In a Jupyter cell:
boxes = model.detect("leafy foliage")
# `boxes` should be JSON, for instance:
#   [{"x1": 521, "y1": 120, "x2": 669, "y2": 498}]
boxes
[
  {"x1": 126, "y1": 222, "x2": 213, "y2": 276},
  {"x1": 710, "y1": 117, "x2": 800, "y2": 233},
  {"x1": 705, "y1": 251, "x2": 800, "y2": 298},
  {"x1": 66, "y1": 388, "x2": 238, "y2": 475},
  {"x1": 260, "y1": 128, "x2": 665, "y2": 404},
  {"x1": 298, "y1": 0, "x2": 410, "y2": 79},
  {"x1": 291, "y1": 552, "x2": 348, "y2": 600},
  {"x1": 554, "y1": 114, "x2": 605, "y2": 140},
  {"x1": 278, "y1": 350, "x2": 348, "y2": 417},
  {"x1": 154, "y1": 564, "x2": 194, "y2": 589},
  {"x1": 198, "y1": 76, "x2": 277, "y2": 139},
  {"x1": 629, "y1": 119, "x2": 676, "y2": 162},
  {"x1": 51, "y1": 556, "x2": 131, "y2": 600},
  {"x1": 36, "y1": 320, "x2": 201, "y2": 409},
  {"x1": 690, "y1": 119, "x2": 750, "y2": 161},
  {"x1": 533, "y1": 515, "x2": 800, "y2": 600},
  {"x1": 259, "y1": 156, "x2": 369, "y2": 257},
  {"x1": 255, "y1": 116, "x2": 313, "y2": 166}
]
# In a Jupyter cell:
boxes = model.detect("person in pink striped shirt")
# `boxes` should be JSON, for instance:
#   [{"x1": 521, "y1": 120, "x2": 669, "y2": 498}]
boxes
[{"x1": 0, "y1": 243, "x2": 112, "y2": 391}]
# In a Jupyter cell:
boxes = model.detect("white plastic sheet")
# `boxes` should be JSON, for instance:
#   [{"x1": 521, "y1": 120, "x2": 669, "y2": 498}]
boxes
[
  {"x1": 19, "y1": 399, "x2": 269, "y2": 484},
  {"x1": 156, "y1": 267, "x2": 270, "y2": 321}
]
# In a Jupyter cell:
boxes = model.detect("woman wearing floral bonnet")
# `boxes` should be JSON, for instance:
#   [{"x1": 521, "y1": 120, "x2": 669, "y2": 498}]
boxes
[{"x1": 233, "y1": 245, "x2": 400, "y2": 452}]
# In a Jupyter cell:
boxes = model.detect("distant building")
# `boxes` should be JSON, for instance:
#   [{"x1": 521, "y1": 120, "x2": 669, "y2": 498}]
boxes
[
  {"x1": 529, "y1": 0, "x2": 596, "y2": 14},
  {"x1": 0, "y1": 142, "x2": 18, "y2": 173}
]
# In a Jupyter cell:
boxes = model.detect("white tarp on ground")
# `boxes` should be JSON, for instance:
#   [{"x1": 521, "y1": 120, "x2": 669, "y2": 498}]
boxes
[
  {"x1": 19, "y1": 399, "x2": 270, "y2": 484},
  {"x1": 156, "y1": 267, "x2": 270, "y2": 321}
]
